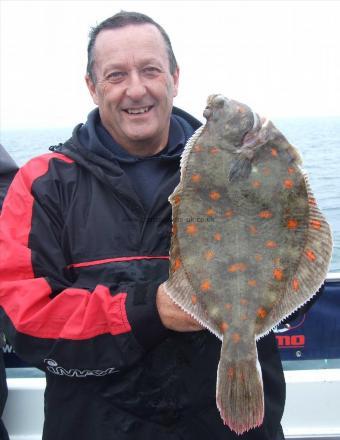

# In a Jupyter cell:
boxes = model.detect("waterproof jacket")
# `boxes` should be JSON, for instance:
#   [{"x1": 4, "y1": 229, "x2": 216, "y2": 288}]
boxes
[{"x1": 0, "y1": 108, "x2": 285, "y2": 440}]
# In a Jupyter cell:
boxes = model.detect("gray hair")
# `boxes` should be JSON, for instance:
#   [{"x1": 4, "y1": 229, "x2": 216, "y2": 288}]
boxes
[{"x1": 87, "y1": 11, "x2": 178, "y2": 83}]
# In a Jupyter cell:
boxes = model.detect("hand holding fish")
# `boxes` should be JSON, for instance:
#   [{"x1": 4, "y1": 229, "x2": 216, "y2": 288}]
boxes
[{"x1": 156, "y1": 284, "x2": 204, "y2": 332}]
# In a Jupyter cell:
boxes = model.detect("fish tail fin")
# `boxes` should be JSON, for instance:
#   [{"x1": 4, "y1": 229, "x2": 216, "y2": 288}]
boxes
[{"x1": 216, "y1": 337, "x2": 264, "y2": 435}]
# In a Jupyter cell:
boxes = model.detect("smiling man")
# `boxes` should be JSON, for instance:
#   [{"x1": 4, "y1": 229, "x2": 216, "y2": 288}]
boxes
[
  {"x1": 0, "y1": 11, "x2": 286, "y2": 440},
  {"x1": 86, "y1": 23, "x2": 179, "y2": 156}
]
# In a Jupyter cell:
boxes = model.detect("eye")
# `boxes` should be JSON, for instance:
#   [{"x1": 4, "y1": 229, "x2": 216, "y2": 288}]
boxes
[
  {"x1": 142, "y1": 66, "x2": 162, "y2": 78},
  {"x1": 105, "y1": 71, "x2": 127, "y2": 83}
]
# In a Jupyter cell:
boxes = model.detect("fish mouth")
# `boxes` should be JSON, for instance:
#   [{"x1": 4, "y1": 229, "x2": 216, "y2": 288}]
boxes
[
  {"x1": 203, "y1": 105, "x2": 212, "y2": 120},
  {"x1": 203, "y1": 94, "x2": 227, "y2": 120}
]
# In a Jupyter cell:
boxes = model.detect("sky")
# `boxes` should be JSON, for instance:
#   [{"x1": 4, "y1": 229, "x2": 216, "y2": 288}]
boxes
[{"x1": 1, "y1": 0, "x2": 340, "y2": 129}]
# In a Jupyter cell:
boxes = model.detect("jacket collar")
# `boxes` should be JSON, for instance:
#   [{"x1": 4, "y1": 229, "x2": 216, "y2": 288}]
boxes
[{"x1": 75, "y1": 107, "x2": 199, "y2": 163}]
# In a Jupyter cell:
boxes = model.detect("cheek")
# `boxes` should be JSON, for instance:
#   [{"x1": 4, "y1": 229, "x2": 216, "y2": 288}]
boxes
[
  {"x1": 167, "y1": 78, "x2": 178, "y2": 100},
  {"x1": 97, "y1": 83, "x2": 120, "y2": 106},
  {"x1": 155, "y1": 83, "x2": 174, "y2": 108},
  {"x1": 151, "y1": 76, "x2": 174, "y2": 100},
  {"x1": 99, "y1": 84, "x2": 111, "y2": 102}
]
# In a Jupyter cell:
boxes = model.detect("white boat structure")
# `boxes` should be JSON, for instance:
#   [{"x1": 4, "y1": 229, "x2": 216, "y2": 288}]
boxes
[{"x1": 3, "y1": 273, "x2": 340, "y2": 440}]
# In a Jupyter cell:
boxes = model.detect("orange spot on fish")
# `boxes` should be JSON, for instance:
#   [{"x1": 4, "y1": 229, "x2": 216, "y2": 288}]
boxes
[
  {"x1": 228, "y1": 262, "x2": 247, "y2": 273},
  {"x1": 186, "y1": 223, "x2": 198, "y2": 235},
  {"x1": 262, "y1": 167, "x2": 271, "y2": 176},
  {"x1": 200, "y1": 279, "x2": 212, "y2": 291},
  {"x1": 257, "y1": 307, "x2": 268, "y2": 319},
  {"x1": 310, "y1": 219, "x2": 321, "y2": 229},
  {"x1": 238, "y1": 371, "x2": 246, "y2": 382},
  {"x1": 240, "y1": 298, "x2": 248, "y2": 305},
  {"x1": 224, "y1": 303, "x2": 233, "y2": 311},
  {"x1": 224, "y1": 209, "x2": 234, "y2": 219},
  {"x1": 249, "y1": 225, "x2": 258, "y2": 235},
  {"x1": 254, "y1": 254, "x2": 263, "y2": 262},
  {"x1": 236, "y1": 105, "x2": 246, "y2": 114},
  {"x1": 172, "y1": 224, "x2": 177, "y2": 235},
  {"x1": 292, "y1": 278, "x2": 299, "y2": 292},
  {"x1": 206, "y1": 208, "x2": 216, "y2": 217},
  {"x1": 231, "y1": 333, "x2": 241, "y2": 344},
  {"x1": 287, "y1": 167, "x2": 295, "y2": 174},
  {"x1": 193, "y1": 144, "x2": 203, "y2": 153},
  {"x1": 259, "y1": 210, "x2": 273, "y2": 219},
  {"x1": 191, "y1": 174, "x2": 202, "y2": 183},
  {"x1": 214, "y1": 232, "x2": 222, "y2": 241},
  {"x1": 210, "y1": 146, "x2": 220, "y2": 155},
  {"x1": 173, "y1": 258, "x2": 181, "y2": 271},
  {"x1": 220, "y1": 321, "x2": 229, "y2": 333},
  {"x1": 305, "y1": 249, "x2": 317, "y2": 262},
  {"x1": 174, "y1": 195, "x2": 181, "y2": 205},
  {"x1": 271, "y1": 148, "x2": 278, "y2": 157},
  {"x1": 210, "y1": 191, "x2": 221, "y2": 201},
  {"x1": 191, "y1": 295, "x2": 198, "y2": 305},
  {"x1": 252, "y1": 180, "x2": 261, "y2": 189},
  {"x1": 266, "y1": 240, "x2": 278, "y2": 249},
  {"x1": 283, "y1": 179, "x2": 294, "y2": 189},
  {"x1": 227, "y1": 367, "x2": 235, "y2": 379},
  {"x1": 204, "y1": 250, "x2": 215, "y2": 261},
  {"x1": 273, "y1": 268, "x2": 283, "y2": 281},
  {"x1": 287, "y1": 219, "x2": 298, "y2": 229},
  {"x1": 248, "y1": 279, "x2": 257, "y2": 287}
]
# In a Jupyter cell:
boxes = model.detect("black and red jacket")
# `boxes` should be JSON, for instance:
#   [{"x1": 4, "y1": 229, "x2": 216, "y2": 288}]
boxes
[{"x1": 0, "y1": 108, "x2": 285, "y2": 440}]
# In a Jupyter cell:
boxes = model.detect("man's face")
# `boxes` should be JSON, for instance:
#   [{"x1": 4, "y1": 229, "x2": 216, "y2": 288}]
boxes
[{"x1": 86, "y1": 24, "x2": 179, "y2": 156}]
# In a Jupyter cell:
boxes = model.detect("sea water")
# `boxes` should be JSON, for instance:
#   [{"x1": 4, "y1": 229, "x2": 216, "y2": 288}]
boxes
[{"x1": 1, "y1": 116, "x2": 339, "y2": 272}]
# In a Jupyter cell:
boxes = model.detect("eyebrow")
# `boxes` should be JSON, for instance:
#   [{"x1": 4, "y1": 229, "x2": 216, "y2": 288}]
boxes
[{"x1": 103, "y1": 58, "x2": 163, "y2": 72}]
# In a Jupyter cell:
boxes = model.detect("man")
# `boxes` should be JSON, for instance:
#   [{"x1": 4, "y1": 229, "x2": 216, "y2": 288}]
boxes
[
  {"x1": 0, "y1": 12, "x2": 285, "y2": 440},
  {"x1": 0, "y1": 144, "x2": 18, "y2": 440}
]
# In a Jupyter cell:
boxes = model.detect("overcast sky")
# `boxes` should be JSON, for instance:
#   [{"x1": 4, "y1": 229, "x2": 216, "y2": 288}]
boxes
[{"x1": 1, "y1": 0, "x2": 340, "y2": 129}]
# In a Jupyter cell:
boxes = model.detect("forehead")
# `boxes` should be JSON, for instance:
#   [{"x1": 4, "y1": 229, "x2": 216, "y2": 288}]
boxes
[{"x1": 93, "y1": 24, "x2": 169, "y2": 70}]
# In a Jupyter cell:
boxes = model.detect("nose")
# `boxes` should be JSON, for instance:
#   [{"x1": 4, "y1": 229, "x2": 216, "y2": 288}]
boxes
[{"x1": 126, "y1": 71, "x2": 147, "y2": 101}]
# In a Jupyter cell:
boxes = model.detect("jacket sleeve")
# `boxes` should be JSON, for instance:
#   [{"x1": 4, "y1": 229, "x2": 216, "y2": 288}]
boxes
[
  {"x1": 0, "y1": 154, "x2": 168, "y2": 374},
  {"x1": 0, "y1": 144, "x2": 19, "y2": 207}
]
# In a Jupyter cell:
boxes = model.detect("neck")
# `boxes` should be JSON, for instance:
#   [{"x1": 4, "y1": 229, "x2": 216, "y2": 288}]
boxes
[
  {"x1": 118, "y1": 138, "x2": 167, "y2": 157},
  {"x1": 101, "y1": 122, "x2": 170, "y2": 158}
]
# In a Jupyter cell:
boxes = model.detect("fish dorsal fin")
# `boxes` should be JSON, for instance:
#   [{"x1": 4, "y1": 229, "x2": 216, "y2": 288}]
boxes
[{"x1": 169, "y1": 124, "x2": 205, "y2": 206}]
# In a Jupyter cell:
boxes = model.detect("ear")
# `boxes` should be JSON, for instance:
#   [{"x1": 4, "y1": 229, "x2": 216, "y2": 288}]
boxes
[
  {"x1": 85, "y1": 74, "x2": 99, "y2": 105},
  {"x1": 172, "y1": 67, "x2": 180, "y2": 98}
]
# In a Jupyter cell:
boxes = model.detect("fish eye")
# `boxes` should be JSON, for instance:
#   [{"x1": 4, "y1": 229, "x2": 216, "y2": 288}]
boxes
[{"x1": 214, "y1": 95, "x2": 226, "y2": 108}]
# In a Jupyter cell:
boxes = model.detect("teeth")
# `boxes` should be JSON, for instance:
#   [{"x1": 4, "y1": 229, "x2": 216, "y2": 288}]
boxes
[{"x1": 126, "y1": 107, "x2": 150, "y2": 114}]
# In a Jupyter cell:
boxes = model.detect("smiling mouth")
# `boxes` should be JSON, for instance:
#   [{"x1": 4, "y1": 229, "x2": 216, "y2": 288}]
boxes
[{"x1": 124, "y1": 106, "x2": 153, "y2": 115}]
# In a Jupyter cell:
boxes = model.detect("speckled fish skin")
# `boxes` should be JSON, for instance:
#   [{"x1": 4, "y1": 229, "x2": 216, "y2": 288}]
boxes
[{"x1": 163, "y1": 95, "x2": 332, "y2": 435}]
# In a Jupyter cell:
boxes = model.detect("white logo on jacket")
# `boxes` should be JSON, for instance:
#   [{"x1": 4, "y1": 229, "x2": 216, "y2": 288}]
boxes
[{"x1": 44, "y1": 358, "x2": 119, "y2": 377}]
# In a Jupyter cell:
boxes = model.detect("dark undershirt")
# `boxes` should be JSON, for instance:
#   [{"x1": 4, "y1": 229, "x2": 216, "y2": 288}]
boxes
[{"x1": 92, "y1": 114, "x2": 193, "y2": 211}]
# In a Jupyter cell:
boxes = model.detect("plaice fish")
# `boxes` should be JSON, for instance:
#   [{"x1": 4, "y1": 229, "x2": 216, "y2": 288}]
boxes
[{"x1": 163, "y1": 94, "x2": 333, "y2": 434}]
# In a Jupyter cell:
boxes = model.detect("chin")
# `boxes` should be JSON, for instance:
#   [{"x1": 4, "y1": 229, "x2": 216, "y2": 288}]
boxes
[{"x1": 127, "y1": 130, "x2": 157, "y2": 142}]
